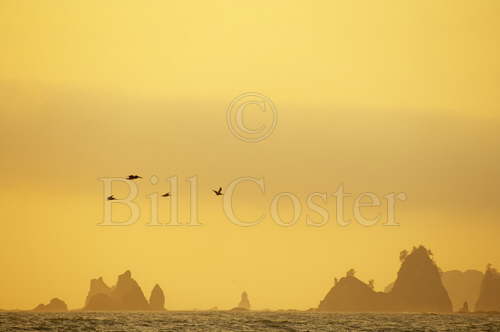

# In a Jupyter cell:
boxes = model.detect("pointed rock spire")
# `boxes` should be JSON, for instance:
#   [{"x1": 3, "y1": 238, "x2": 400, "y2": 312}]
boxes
[
  {"x1": 238, "y1": 291, "x2": 250, "y2": 310},
  {"x1": 149, "y1": 284, "x2": 166, "y2": 311},
  {"x1": 111, "y1": 270, "x2": 150, "y2": 310}
]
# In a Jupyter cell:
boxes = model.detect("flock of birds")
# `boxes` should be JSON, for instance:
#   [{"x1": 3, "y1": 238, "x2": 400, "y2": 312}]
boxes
[{"x1": 107, "y1": 175, "x2": 223, "y2": 201}]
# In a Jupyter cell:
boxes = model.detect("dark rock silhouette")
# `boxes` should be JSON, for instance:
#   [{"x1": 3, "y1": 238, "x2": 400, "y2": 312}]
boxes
[
  {"x1": 149, "y1": 284, "x2": 166, "y2": 311},
  {"x1": 318, "y1": 274, "x2": 386, "y2": 311},
  {"x1": 238, "y1": 291, "x2": 250, "y2": 310},
  {"x1": 231, "y1": 291, "x2": 251, "y2": 311},
  {"x1": 84, "y1": 270, "x2": 156, "y2": 311},
  {"x1": 111, "y1": 270, "x2": 150, "y2": 310},
  {"x1": 33, "y1": 298, "x2": 68, "y2": 312},
  {"x1": 441, "y1": 270, "x2": 483, "y2": 312},
  {"x1": 458, "y1": 301, "x2": 469, "y2": 313},
  {"x1": 475, "y1": 265, "x2": 500, "y2": 312},
  {"x1": 318, "y1": 246, "x2": 452, "y2": 312},
  {"x1": 385, "y1": 269, "x2": 483, "y2": 312},
  {"x1": 85, "y1": 277, "x2": 112, "y2": 306},
  {"x1": 388, "y1": 246, "x2": 452, "y2": 312}
]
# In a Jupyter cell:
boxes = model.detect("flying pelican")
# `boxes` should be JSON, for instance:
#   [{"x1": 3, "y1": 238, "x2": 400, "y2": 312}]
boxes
[
  {"x1": 162, "y1": 192, "x2": 170, "y2": 197},
  {"x1": 127, "y1": 175, "x2": 142, "y2": 180},
  {"x1": 213, "y1": 187, "x2": 223, "y2": 196},
  {"x1": 107, "y1": 195, "x2": 116, "y2": 200}
]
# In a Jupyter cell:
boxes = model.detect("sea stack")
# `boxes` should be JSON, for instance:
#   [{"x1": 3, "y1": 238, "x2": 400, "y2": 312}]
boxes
[
  {"x1": 318, "y1": 246, "x2": 452, "y2": 312},
  {"x1": 475, "y1": 264, "x2": 500, "y2": 312},
  {"x1": 84, "y1": 270, "x2": 151, "y2": 311},
  {"x1": 238, "y1": 291, "x2": 250, "y2": 310},
  {"x1": 231, "y1": 291, "x2": 251, "y2": 311},
  {"x1": 318, "y1": 272, "x2": 385, "y2": 311},
  {"x1": 149, "y1": 284, "x2": 166, "y2": 311},
  {"x1": 388, "y1": 246, "x2": 452, "y2": 312},
  {"x1": 33, "y1": 298, "x2": 68, "y2": 312},
  {"x1": 458, "y1": 301, "x2": 469, "y2": 313}
]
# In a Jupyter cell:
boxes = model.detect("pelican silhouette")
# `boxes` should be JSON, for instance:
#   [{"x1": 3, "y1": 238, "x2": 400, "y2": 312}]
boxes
[
  {"x1": 213, "y1": 187, "x2": 223, "y2": 196},
  {"x1": 107, "y1": 195, "x2": 116, "y2": 200},
  {"x1": 127, "y1": 175, "x2": 142, "y2": 180},
  {"x1": 162, "y1": 192, "x2": 170, "y2": 197}
]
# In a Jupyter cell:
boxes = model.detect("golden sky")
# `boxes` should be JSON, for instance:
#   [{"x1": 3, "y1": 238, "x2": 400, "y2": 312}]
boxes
[{"x1": 0, "y1": 0, "x2": 499, "y2": 310}]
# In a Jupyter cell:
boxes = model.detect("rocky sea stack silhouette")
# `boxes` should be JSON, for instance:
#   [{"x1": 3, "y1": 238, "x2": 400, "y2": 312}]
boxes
[
  {"x1": 84, "y1": 270, "x2": 165, "y2": 311},
  {"x1": 441, "y1": 269, "x2": 483, "y2": 312},
  {"x1": 149, "y1": 284, "x2": 166, "y2": 311},
  {"x1": 475, "y1": 264, "x2": 500, "y2": 312},
  {"x1": 318, "y1": 246, "x2": 452, "y2": 312},
  {"x1": 33, "y1": 298, "x2": 68, "y2": 312},
  {"x1": 231, "y1": 291, "x2": 251, "y2": 311},
  {"x1": 85, "y1": 276, "x2": 112, "y2": 307},
  {"x1": 458, "y1": 301, "x2": 469, "y2": 313},
  {"x1": 318, "y1": 271, "x2": 385, "y2": 311}
]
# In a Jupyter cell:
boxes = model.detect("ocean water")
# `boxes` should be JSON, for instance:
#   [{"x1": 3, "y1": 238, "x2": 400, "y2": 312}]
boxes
[{"x1": 1, "y1": 311, "x2": 500, "y2": 332}]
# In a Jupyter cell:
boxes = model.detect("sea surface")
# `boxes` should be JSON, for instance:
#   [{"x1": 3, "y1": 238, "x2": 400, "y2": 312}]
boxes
[{"x1": 1, "y1": 311, "x2": 500, "y2": 332}]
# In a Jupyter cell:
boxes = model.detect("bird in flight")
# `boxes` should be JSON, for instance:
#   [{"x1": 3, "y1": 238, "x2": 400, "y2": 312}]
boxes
[
  {"x1": 213, "y1": 187, "x2": 223, "y2": 196},
  {"x1": 162, "y1": 192, "x2": 170, "y2": 197},
  {"x1": 127, "y1": 175, "x2": 142, "y2": 180},
  {"x1": 107, "y1": 195, "x2": 116, "y2": 200}
]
